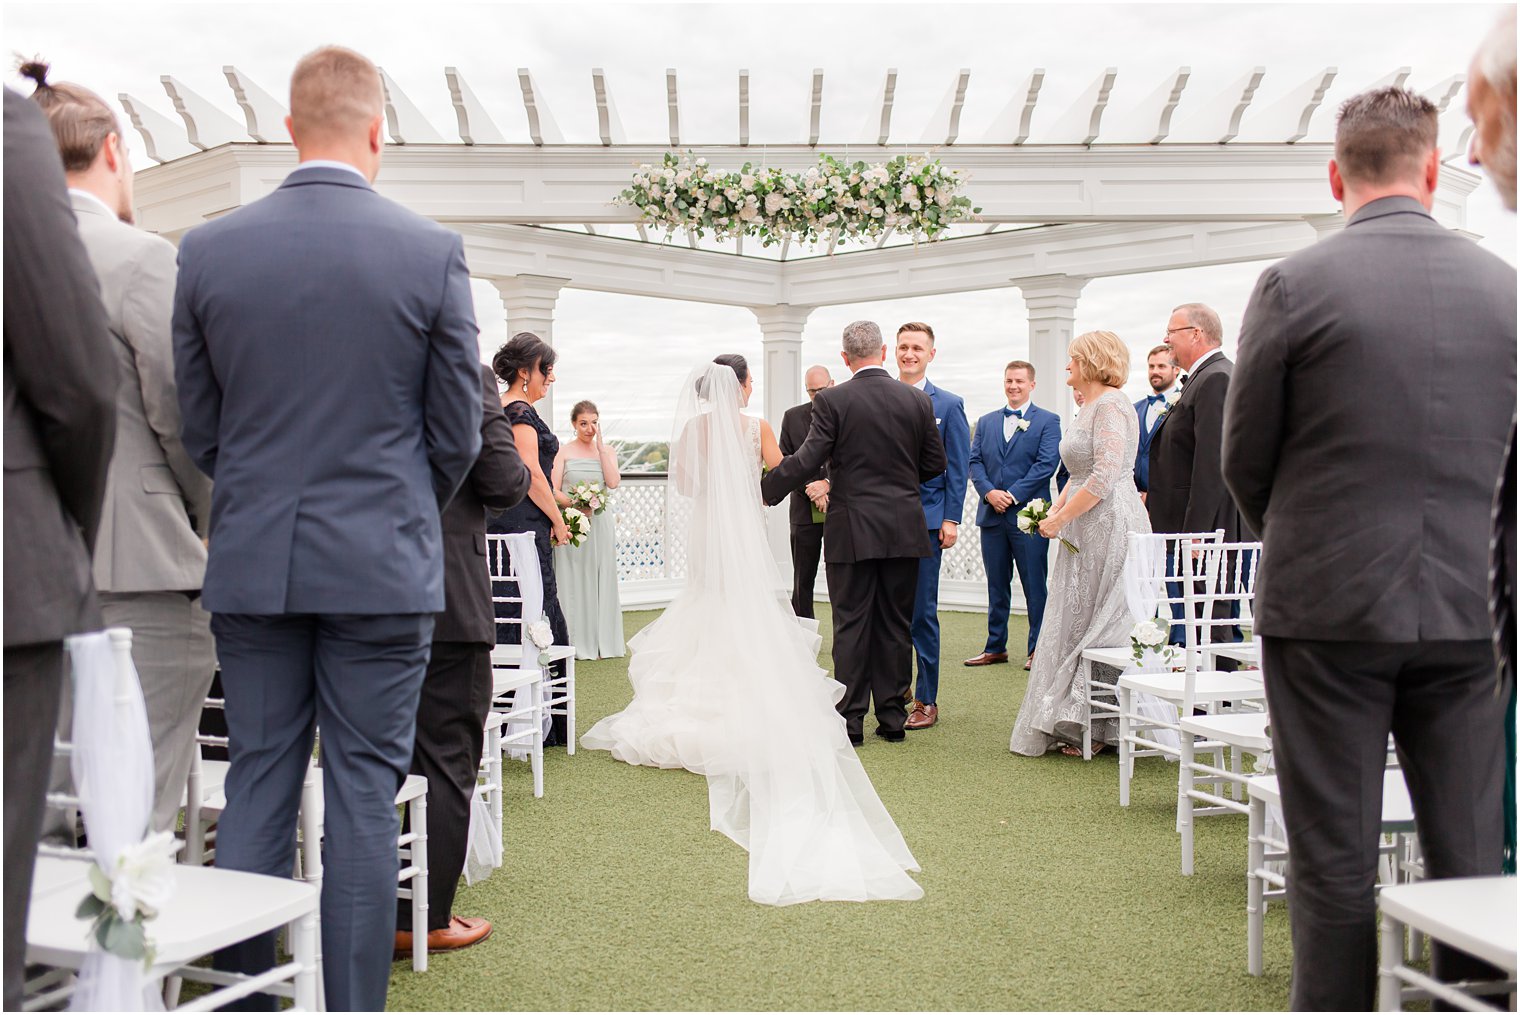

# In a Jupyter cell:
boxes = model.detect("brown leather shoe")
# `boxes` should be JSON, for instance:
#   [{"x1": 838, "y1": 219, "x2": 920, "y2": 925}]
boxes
[
  {"x1": 1024, "y1": 652, "x2": 1035, "y2": 671},
  {"x1": 906, "y1": 703, "x2": 938, "y2": 729},
  {"x1": 963, "y1": 652, "x2": 1009, "y2": 667},
  {"x1": 395, "y1": 915, "x2": 493, "y2": 957}
]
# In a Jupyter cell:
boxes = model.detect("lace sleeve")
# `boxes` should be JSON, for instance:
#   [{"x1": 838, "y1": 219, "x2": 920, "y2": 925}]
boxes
[{"x1": 1081, "y1": 395, "x2": 1134, "y2": 501}]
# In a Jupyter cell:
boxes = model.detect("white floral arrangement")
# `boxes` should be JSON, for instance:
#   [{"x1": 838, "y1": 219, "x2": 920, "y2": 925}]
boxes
[
  {"x1": 568, "y1": 480, "x2": 610, "y2": 516},
  {"x1": 1129, "y1": 616, "x2": 1179, "y2": 666},
  {"x1": 1155, "y1": 390, "x2": 1181, "y2": 424},
  {"x1": 616, "y1": 152, "x2": 979, "y2": 249},
  {"x1": 76, "y1": 830, "x2": 178, "y2": 966},
  {"x1": 560, "y1": 506, "x2": 590, "y2": 548},
  {"x1": 525, "y1": 617, "x2": 555, "y2": 665},
  {"x1": 1015, "y1": 498, "x2": 1079, "y2": 554},
  {"x1": 1015, "y1": 417, "x2": 1031, "y2": 433}
]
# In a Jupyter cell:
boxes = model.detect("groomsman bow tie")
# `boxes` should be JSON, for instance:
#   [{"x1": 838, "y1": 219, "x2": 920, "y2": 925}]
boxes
[
  {"x1": 1002, "y1": 407, "x2": 1024, "y2": 418},
  {"x1": 1147, "y1": 393, "x2": 1167, "y2": 404}
]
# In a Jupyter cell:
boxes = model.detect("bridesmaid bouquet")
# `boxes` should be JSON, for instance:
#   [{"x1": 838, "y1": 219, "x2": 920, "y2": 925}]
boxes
[
  {"x1": 1015, "y1": 498, "x2": 1079, "y2": 554},
  {"x1": 568, "y1": 480, "x2": 610, "y2": 515},
  {"x1": 561, "y1": 506, "x2": 590, "y2": 548}
]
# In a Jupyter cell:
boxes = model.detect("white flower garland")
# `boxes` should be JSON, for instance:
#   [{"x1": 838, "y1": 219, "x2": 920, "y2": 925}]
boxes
[{"x1": 616, "y1": 152, "x2": 979, "y2": 248}]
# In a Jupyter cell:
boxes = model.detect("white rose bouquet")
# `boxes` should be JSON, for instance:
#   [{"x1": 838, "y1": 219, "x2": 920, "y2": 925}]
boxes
[
  {"x1": 560, "y1": 506, "x2": 590, "y2": 548},
  {"x1": 568, "y1": 480, "x2": 610, "y2": 516},
  {"x1": 1129, "y1": 616, "x2": 1179, "y2": 666},
  {"x1": 1015, "y1": 498, "x2": 1079, "y2": 554},
  {"x1": 525, "y1": 617, "x2": 555, "y2": 665},
  {"x1": 76, "y1": 829, "x2": 178, "y2": 966}
]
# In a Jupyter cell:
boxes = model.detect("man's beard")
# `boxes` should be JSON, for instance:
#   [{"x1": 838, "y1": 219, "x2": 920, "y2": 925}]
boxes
[{"x1": 1149, "y1": 375, "x2": 1170, "y2": 392}]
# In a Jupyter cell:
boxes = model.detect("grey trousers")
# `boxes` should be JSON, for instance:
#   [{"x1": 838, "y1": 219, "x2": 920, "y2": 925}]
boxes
[{"x1": 1261, "y1": 636, "x2": 1506, "y2": 1011}]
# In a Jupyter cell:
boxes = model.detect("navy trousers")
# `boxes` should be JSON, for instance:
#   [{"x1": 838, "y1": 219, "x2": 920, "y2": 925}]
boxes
[
  {"x1": 910, "y1": 535, "x2": 944, "y2": 705},
  {"x1": 210, "y1": 612, "x2": 433, "y2": 1012},
  {"x1": 981, "y1": 524, "x2": 1049, "y2": 656}
]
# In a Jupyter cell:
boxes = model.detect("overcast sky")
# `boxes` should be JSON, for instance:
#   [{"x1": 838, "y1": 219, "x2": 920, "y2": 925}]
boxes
[{"x1": 7, "y1": 1, "x2": 1515, "y2": 440}]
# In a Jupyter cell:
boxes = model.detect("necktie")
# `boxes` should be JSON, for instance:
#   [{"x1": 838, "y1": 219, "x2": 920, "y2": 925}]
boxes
[{"x1": 1179, "y1": 373, "x2": 1189, "y2": 388}]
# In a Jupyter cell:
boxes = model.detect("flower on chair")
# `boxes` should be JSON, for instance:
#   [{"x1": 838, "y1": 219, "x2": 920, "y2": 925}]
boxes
[
  {"x1": 76, "y1": 829, "x2": 178, "y2": 966},
  {"x1": 526, "y1": 618, "x2": 555, "y2": 666}
]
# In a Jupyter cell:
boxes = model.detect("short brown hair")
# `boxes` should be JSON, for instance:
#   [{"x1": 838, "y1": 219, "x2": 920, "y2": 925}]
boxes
[
  {"x1": 1004, "y1": 360, "x2": 1035, "y2": 380},
  {"x1": 570, "y1": 400, "x2": 598, "y2": 423},
  {"x1": 896, "y1": 322, "x2": 935, "y2": 344},
  {"x1": 21, "y1": 61, "x2": 119, "y2": 172},
  {"x1": 1334, "y1": 87, "x2": 1439, "y2": 187},
  {"x1": 289, "y1": 46, "x2": 384, "y2": 142},
  {"x1": 1147, "y1": 344, "x2": 1173, "y2": 361},
  {"x1": 1069, "y1": 331, "x2": 1130, "y2": 388}
]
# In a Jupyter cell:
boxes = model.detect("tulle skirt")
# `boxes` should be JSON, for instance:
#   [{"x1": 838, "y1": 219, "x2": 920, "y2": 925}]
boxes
[{"x1": 581, "y1": 587, "x2": 924, "y2": 906}]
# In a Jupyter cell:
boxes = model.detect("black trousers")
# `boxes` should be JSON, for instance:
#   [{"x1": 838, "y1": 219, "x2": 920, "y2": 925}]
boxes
[
  {"x1": 1261, "y1": 636, "x2": 1506, "y2": 1011},
  {"x1": 3, "y1": 642, "x2": 64, "y2": 1011},
  {"x1": 825, "y1": 557, "x2": 919, "y2": 738},
  {"x1": 789, "y1": 523, "x2": 824, "y2": 620},
  {"x1": 398, "y1": 642, "x2": 492, "y2": 932}
]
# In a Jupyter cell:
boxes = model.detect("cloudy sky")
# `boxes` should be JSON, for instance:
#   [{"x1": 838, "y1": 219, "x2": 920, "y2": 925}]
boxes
[{"x1": 7, "y1": 1, "x2": 1514, "y2": 441}]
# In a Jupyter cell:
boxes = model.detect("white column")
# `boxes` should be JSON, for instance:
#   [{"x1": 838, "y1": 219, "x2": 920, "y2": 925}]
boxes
[
  {"x1": 491, "y1": 274, "x2": 570, "y2": 428},
  {"x1": 750, "y1": 304, "x2": 815, "y2": 427},
  {"x1": 1017, "y1": 274, "x2": 1089, "y2": 421}
]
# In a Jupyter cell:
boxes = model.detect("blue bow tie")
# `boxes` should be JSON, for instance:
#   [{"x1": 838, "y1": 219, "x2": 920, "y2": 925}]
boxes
[
  {"x1": 1147, "y1": 393, "x2": 1167, "y2": 405},
  {"x1": 1003, "y1": 407, "x2": 1024, "y2": 419}
]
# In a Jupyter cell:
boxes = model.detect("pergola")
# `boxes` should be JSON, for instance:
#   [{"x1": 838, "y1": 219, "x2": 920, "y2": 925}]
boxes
[{"x1": 119, "y1": 63, "x2": 1485, "y2": 607}]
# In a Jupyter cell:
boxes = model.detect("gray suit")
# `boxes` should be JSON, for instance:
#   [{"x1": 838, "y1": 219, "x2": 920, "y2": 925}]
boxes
[
  {"x1": 69, "y1": 193, "x2": 216, "y2": 834},
  {"x1": 1224, "y1": 196, "x2": 1517, "y2": 1009},
  {"x1": 2, "y1": 88, "x2": 117, "y2": 1010},
  {"x1": 173, "y1": 164, "x2": 481, "y2": 1011}
]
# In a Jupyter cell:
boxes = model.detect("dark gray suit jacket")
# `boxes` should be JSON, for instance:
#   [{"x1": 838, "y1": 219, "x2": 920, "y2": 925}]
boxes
[
  {"x1": 778, "y1": 400, "x2": 826, "y2": 528},
  {"x1": 1147, "y1": 350, "x2": 1245, "y2": 541},
  {"x1": 434, "y1": 366, "x2": 530, "y2": 645},
  {"x1": 1223, "y1": 196, "x2": 1518, "y2": 642},
  {"x1": 173, "y1": 165, "x2": 483, "y2": 615},
  {"x1": 761, "y1": 367, "x2": 946, "y2": 563},
  {"x1": 2, "y1": 88, "x2": 117, "y2": 647}
]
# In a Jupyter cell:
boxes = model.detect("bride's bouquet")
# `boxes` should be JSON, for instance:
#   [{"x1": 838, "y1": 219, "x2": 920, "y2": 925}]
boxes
[
  {"x1": 1015, "y1": 498, "x2": 1079, "y2": 554},
  {"x1": 568, "y1": 480, "x2": 610, "y2": 516},
  {"x1": 560, "y1": 506, "x2": 590, "y2": 548}
]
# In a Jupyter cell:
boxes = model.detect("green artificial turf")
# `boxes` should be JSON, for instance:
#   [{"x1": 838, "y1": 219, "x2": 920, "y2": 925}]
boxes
[{"x1": 384, "y1": 606, "x2": 1292, "y2": 1011}]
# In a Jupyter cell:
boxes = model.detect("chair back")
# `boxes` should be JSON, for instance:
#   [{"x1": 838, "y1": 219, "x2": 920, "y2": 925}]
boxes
[
  {"x1": 488, "y1": 532, "x2": 545, "y2": 644},
  {"x1": 1179, "y1": 538, "x2": 1263, "y2": 706},
  {"x1": 1123, "y1": 529, "x2": 1225, "y2": 629}
]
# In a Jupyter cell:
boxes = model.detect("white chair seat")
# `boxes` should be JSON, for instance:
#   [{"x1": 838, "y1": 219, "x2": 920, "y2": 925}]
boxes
[
  {"x1": 1080, "y1": 645, "x2": 1134, "y2": 670},
  {"x1": 1179, "y1": 711, "x2": 1272, "y2": 751},
  {"x1": 1119, "y1": 669, "x2": 1264, "y2": 701},
  {"x1": 1380, "y1": 877, "x2": 1518, "y2": 975},
  {"x1": 1207, "y1": 641, "x2": 1260, "y2": 666},
  {"x1": 491, "y1": 643, "x2": 574, "y2": 666},
  {"x1": 180, "y1": 758, "x2": 229, "y2": 811},
  {"x1": 1248, "y1": 769, "x2": 1413, "y2": 827}
]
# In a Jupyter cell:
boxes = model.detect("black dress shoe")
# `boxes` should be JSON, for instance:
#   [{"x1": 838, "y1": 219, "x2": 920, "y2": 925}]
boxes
[
  {"x1": 874, "y1": 726, "x2": 905, "y2": 743},
  {"x1": 848, "y1": 733, "x2": 864, "y2": 747}
]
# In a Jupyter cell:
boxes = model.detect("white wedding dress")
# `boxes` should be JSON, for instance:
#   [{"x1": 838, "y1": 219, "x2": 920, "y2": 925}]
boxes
[{"x1": 581, "y1": 363, "x2": 923, "y2": 905}]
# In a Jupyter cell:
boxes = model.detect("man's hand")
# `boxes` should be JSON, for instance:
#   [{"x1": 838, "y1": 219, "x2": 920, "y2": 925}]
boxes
[
  {"x1": 805, "y1": 479, "x2": 830, "y2": 508},
  {"x1": 987, "y1": 490, "x2": 1015, "y2": 514},
  {"x1": 939, "y1": 520, "x2": 958, "y2": 549}
]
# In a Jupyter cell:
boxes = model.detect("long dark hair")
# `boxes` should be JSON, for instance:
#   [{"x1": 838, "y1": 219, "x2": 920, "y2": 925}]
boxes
[{"x1": 493, "y1": 332, "x2": 557, "y2": 390}]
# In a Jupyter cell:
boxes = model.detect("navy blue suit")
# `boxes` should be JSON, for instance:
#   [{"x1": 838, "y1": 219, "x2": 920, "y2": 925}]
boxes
[
  {"x1": 910, "y1": 379, "x2": 969, "y2": 706},
  {"x1": 969, "y1": 404, "x2": 1061, "y2": 656},
  {"x1": 1133, "y1": 392, "x2": 1169, "y2": 492},
  {"x1": 174, "y1": 165, "x2": 481, "y2": 1011}
]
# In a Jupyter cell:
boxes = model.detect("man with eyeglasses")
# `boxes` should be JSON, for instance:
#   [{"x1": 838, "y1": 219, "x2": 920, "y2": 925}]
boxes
[{"x1": 778, "y1": 365, "x2": 834, "y2": 618}]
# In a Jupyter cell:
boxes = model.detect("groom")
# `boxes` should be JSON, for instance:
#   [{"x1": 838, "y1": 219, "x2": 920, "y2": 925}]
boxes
[{"x1": 763, "y1": 321, "x2": 948, "y2": 744}]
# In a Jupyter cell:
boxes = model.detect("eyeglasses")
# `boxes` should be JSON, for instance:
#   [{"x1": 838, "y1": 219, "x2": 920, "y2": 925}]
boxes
[
  {"x1": 806, "y1": 385, "x2": 831, "y2": 395},
  {"x1": 1165, "y1": 325, "x2": 1199, "y2": 337}
]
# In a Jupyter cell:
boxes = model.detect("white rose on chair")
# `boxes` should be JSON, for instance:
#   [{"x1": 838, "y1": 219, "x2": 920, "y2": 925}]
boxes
[
  {"x1": 1130, "y1": 616, "x2": 1179, "y2": 667},
  {"x1": 77, "y1": 829, "x2": 178, "y2": 965},
  {"x1": 560, "y1": 506, "x2": 590, "y2": 548},
  {"x1": 526, "y1": 618, "x2": 555, "y2": 666}
]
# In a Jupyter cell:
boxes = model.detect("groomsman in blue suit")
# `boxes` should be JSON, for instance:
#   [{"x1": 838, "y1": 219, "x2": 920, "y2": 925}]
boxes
[
  {"x1": 1134, "y1": 344, "x2": 1181, "y2": 501},
  {"x1": 967, "y1": 361, "x2": 1061, "y2": 671},
  {"x1": 896, "y1": 323, "x2": 969, "y2": 731}
]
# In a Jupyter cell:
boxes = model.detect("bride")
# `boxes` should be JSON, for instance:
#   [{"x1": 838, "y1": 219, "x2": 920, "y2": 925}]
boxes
[{"x1": 581, "y1": 355, "x2": 923, "y2": 906}]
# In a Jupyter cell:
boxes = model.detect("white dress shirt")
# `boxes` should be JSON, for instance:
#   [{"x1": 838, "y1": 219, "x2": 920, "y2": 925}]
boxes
[
  {"x1": 1002, "y1": 401, "x2": 1031, "y2": 442},
  {"x1": 1142, "y1": 385, "x2": 1180, "y2": 432},
  {"x1": 290, "y1": 159, "x2": 369, "y2": 181},
  {"x1": 67, "y1": 188, "x2": 117, "y2": 219}
]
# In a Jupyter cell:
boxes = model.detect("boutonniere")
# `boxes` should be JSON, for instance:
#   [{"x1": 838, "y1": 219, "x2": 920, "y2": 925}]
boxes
[
  {"x1": 935, "y1": 417, "x2": 942, "y2": 426},
  {"x1": 1155, "y1": 391, "x2": 1181, "y2": 423},
  {"x1": 1015, "y1": 418, "x2": 1031, "y2": 433}
]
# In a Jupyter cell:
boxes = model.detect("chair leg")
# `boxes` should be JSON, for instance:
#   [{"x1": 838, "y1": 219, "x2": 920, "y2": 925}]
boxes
[
  {"x1": 410, "y1": 792, "x2": 429, "y2": 972},
  {"x1": 292, "y1": 899, "x2": 319, "y2": 1010},
  {"x1": 486, "y1": 724, "x2": 504, "y2": 857},
  {"x1": 1080, "y1": 660, "x2": 1093, "y2": 761},
  {"x1": 565, "y1": 658, "x2": 576, "y2": 755},
  {"x1": 1247, "y1": 797, "x2": 1264, "y2": 976},
  {"x1": 531, "y1": 679, "x2": 544, "y2": 799},
  {"x1": 1377, "y1": 910, "x2": 1405, "y2": 1011},
  {"x1": 1118, "y1": 686, "x2": 1132, "y2": 807},
  {"x1": 1179, "y1": 735, "x2": 1195, "y2": 875}
]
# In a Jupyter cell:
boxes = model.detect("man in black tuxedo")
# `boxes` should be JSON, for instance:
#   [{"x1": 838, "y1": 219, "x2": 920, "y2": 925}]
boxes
[
  {"x1": 395, "y1": 364, "x2": 529, "y2": 957},
  {"x1": 762, "y1": 322, "x2": 947, "y2": 744},
  {"x1": 1223, "y1": 87, "x2": 1516, "y2": 1009},
  {"x1": 778, "y1": 365, "x2": 833, "y2": 619}
]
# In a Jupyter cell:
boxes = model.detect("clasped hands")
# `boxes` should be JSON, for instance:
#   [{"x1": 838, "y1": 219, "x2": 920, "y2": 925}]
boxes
[{"x1": 805, "y1": 479, "x2": 830, "y2": 514}]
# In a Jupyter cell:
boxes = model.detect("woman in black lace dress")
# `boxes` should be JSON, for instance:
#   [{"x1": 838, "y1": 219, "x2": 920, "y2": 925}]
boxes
[{"x1": 490, "y1": 332, "x2": 572, "y2": 744}]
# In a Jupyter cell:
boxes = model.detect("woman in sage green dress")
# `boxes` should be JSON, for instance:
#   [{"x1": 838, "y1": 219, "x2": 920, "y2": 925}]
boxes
[{"x1": 552, "y1": 401, "x2": 625, "y2": 659}]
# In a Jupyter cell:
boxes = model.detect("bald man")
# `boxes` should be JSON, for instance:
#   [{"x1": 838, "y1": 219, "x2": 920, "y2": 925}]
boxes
[
  {"x1": 173, "y1": 46, "x2": 481, "y2": 1010},
  {"x1": 778, "y1": 365, "x2": 834, "y2": 618}
]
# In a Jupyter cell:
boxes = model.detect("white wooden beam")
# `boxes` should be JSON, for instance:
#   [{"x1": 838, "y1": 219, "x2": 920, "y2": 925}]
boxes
[
  {"x1": 1106, "y1": 67, "x2": 1190, "y2": 144},
  {"x1": 161, "y1": 75, "x2": 245, "y2": 150},
  {"x1": 378, "y1": 69, "x2": 445, "y2": 144},
  {"x1": 1172, "y1": 66, "x2": 1267, "y2": 143},
  {"x1": 445, "y1": 67, "x2": 506, "y2": 145},
  {"x1": 222, "y1": 66, "x2": 287, "y2": 144},
  {"x1": 1421, "y1": 73, "x2": 1466, "y2": 113},
  {"x1": 118, "y1": 92, "x2": 196, "y2": 163},
  {"x1": 982, "y1": 69, "x2": 1044, "y2": 144},
  {"x1": 1242, "y1": 66, "x2": 1337, "y2": 143},
  {"x1": 590, "y1": 68, "x2": 626, "y2": 146},
  {"x1": 807, "y1": 69, "x2": 824, "y2": 147},
  {"x1": 1439, "y1": 84, "x2": 1476, "y2": 163},
  {"x1": 859, "y1": 68, "x2": 898, "y2": 145},
  {"x1": 922, "y1": 69, "x2": 971, "y2": 145},
  {"x1": 517, "y1": 69, "x2": 564, "y2": 145},
  {"x1": 665, "y1": 68, "x2": 680, "y2": 147},
  {"x1": 1368, "y1": 67, "x2": 1413, "y2": 91},
  {"x1": 1041, "y1": 68, "x2": 1118, "y2": 145},
  {"x1": 738, "y1": 69, "x2": 750, "y2": 146}
]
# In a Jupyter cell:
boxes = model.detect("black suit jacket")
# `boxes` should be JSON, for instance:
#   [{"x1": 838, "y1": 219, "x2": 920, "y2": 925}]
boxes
[
  {"x1": 434, "y1": 365, "x2": 531, "y2": 645},
  {"x1": 2, "y1": 88, "x2": 117, "y2": 647},
  {"x1": 1147, "y1": 351, "x2": 1244, "y2": 541},
  {"x1": 1223, "y1": 196, "x2": 1517, "y2": 642},
  {"x1": 778, "y1": 400, "x2": 827, "y2": 528},
  {"x1": 762, "y1": 367, "x2": 946, "y2": 563}
]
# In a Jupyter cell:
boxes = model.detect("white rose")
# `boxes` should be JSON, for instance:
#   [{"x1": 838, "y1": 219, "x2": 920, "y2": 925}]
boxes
[
  {"x1": 708, "y1": 196, "x2": 723, "y2": 210},
  {"x1": 937, "y1": 192, "x2": 952, "y2": 208},
  {"x1": 871, "y1": 207, "x2": 884, "y2": 217},
  {"x1": 810, "y1": 189, "x2": 826, "y2": 202},
  {"x1": 740, "y1": 174, "x2": 756, "y2": 190},
  {"x1": 724, "y1": 187, "x2": 740, "y2": 202},
  {"x1": 739, "y1": 204, "x2": 759, "y2": 221},
  {"x1": 1025, "y1": 498, "x2": 1047, "y2": 513},
  {"x1": 783, "y1": 177, "x2": 798, "y2": 193},
  {"x1": 526, "y1": 618, "x2": 555, "y2": 650},
  {"x1": 695, "y1": 157, "x2": 707, "y2": 166},
  {"x1": 675, "y1": 170, "x2": 691, "y2": 186},
  {"x1": 764, "y1": 192, "x2": 784, "y2": 215},
  {"x1": 849, "y1": 172, "x2": 861, "y2": 184},
  {"x1": 106, "y1": 830, "x2": 178, "y2": 921},
  {"x1": 1015, "y1": 513, "x2": 1034, "y2": 534},
  {"x1": 1131, "y1": 618, "x2": 1168, "y2": 648},
  {"x1": 663, "y1": 169, "x2": 675, "y2": 182}
]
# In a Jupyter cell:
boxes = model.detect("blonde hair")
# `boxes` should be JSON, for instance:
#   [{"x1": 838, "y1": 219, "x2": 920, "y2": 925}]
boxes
[
  {"x1": 289, "y1": 46, "x2": 384, "y2": 142},
  {"x1": 1069, "y1": 331, "x2": 1130, "y2": 388}
]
